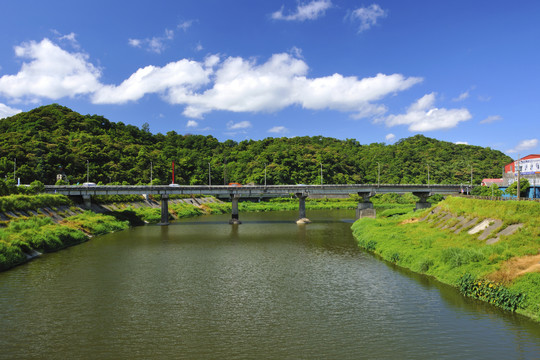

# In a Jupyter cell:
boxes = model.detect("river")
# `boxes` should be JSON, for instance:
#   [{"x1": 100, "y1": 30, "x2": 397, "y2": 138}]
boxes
[{"x1": 1, "y1": 209, "x2": 540, "y2": 359}]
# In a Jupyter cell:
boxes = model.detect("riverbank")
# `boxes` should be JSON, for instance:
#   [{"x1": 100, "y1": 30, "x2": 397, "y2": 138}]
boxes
[
  {"x1": 351, "y1": 196, "x2": 540, "y2": 321},
  {"x1": 1, "y1": 194, "x2": 381, "y2": 271}
]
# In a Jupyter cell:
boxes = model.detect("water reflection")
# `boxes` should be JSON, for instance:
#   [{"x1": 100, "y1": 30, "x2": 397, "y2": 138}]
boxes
[{"x1": 0, "y1": 209, "x2": 539, "y2": 359}]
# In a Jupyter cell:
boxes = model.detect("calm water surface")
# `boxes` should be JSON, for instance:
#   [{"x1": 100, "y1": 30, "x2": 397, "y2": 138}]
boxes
[{"x1": 1, "y1": 209, "x2": 540, "y2": 359}]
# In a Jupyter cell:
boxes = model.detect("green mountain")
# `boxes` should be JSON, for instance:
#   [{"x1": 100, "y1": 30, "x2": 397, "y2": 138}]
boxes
[{"x1": 0, "y1": 104, "x2": 512, "y2": 185}]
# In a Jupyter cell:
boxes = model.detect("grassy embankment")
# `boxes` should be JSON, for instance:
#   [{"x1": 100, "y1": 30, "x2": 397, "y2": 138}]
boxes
[
  {"x1": 352, "y1": 196, "x2": 540, "y2": 320},
  {"x1": 0, "y1": 192, "x2": 425, "y2": 271}
]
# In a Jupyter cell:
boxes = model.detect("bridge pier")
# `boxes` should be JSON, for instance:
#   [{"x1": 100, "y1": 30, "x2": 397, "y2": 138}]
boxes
[
  {"x1": 413, "y1": 192, "x2": 432, "y2": 211},
  {"x1": 229, "y1": 194, "x2": 242, "y2": 224},
  {"x1": 82, "y1": 195, "x2": 92, "y2": 209},
  {"x1": 160, "y1": 195, "x2": 169, "y2": 225},
  {"x1": 296, "y1": 193, "x2": 311, "y2": 224},
  {"x1": 356, "y1": 192, "x2": 376, "y2": 219}
]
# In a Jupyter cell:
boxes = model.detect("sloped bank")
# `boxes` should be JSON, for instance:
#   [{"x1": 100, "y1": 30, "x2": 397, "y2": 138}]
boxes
[
  {"x1": 351, "y1": 196, "x2": 540, "y2": 321},
  {"x1": 0, "y1": 195, "x2": 225, "y2": 272}
]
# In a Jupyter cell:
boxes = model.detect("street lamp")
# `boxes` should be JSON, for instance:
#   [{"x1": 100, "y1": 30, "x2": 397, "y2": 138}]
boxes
[
  {"x1": 320, "y1": 163, "x2": 323, "y2": 185},
  {"x1": 377, "y1": 162, "x2": 381, "y2": 187},
  {"x1": 150, "y1": 161, "x2": 153, "y2": 185},
  {"x1": 264, "y1": 164, "x2": 267, "y2": 186},
  {"x1": 86, "y1": 160, "x2": 89, "y2": 183},
  {"x1": 427, "y1": 163, "x2": 430, "y2": 186},
  {"x1": 208, "y1": 162, "x2": 211, "y2": 186}
]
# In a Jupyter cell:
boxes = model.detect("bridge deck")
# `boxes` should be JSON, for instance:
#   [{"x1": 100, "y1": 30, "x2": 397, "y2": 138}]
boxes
[{"x1": 44, "y1": 184, "x2": 466, "y2": 197}]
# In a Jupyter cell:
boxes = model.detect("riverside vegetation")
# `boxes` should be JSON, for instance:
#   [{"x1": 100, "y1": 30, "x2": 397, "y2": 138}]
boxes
[
  {"x1": 2, "y1": 193, "x2": 418, "y2": 271},
  {"x1": 1, "y1": 104, "x2": 511, "y2": 186},
  {"x1": 352, "y1": 196, "x2": 540, "y2": 320}
]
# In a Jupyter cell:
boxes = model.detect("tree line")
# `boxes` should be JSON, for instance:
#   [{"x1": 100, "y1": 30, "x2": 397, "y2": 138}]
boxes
[{"x1": 0, "y1": 104, "x2": 512, "y2": 186}]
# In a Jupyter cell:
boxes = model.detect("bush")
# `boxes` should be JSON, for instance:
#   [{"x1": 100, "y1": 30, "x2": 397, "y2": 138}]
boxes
[{"x1": 458, "y1": 273, "x2": 525, "y2": 311}]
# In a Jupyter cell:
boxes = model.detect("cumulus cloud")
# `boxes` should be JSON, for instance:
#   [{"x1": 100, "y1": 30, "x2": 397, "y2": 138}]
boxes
[
  {"x1": 176, "y1": 53, "x2": 421, "y2": 119},
  {"x1": 0, "y1": 38, "x2": 102, "y2": 100},
  {"x1": 186, "y1": 120, "x2": 198, "y2": 128},
  {"x1": 507, "y1": 139, "x2": 538, "y2": 154},
  {"x1": 0, "y1": 39, "x2": 422, "y2": 121},
  {"x1": 227, "y1": 121, "x2": 252, "y2": 130},
  {"x1": 349, "y1": 4, "x2": 387, "y2": 32},
  {"x1": 480, "y1": 115, "x2": 502, "y2": 124},
  {"x1": 128, "y1": 28, "x2": 175, "y2": 54},
  {"x1": 268, "y1": 126, "x2": 288, "y2": 134},
  {"x1": 383, "y1": 93, "x2": 472, "y2": 131},
  {"x1": 0, "y1": 103, "x2": 22, "y2": 119},
  {"x1": 385, "y1": 133, "x2": 395, "y2": 142},
  {"x1": 92, "y1": 59, "x2": 212, "y2": 104},
  {"x1": 272, "y1": 0, "x2": 332, "y2": 21},
  {"x1": 455, "y1": 141, "x2": 469, "y2": 145}
]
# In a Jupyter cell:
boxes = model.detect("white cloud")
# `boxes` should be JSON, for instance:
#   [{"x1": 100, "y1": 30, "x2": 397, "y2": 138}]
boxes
[
  {"x1": 385, "y1": 133, "x2": 395, "y2": 142},
  {"x1": 0, "y1": 103, "x2": 22, "y2": 119},
  {"x1": 178, "y1": 20, "x2": 194, "y2": 31},
  {"x1": 507, "y1": 139, "x2": 538, "y2": 154},
  {"x1": 128, "y1": 28, "x2": 175, "y2": 54},
  {"x1": 452, "y1": 90, "x2": 469, "y2": 102},
  {"x1": 186, "y1": 120, "x2": 198, "y2": 128},
  {"x1": 455, "y1": 141, "x2": 469, "y2": 145},
  {"x1": 272, "y1": 0, "x2": 332, "y2": 21},
  {"x1": 268, "y1": 126, "x2": 288, "y2": 134},
  {"x1": 480, "y1": 115, "x2": 502, "y2": 124},
  {"x1": 383, "y1": 93, "x2": 472, "y2": 131},
  {"x1": 0, "y1": 38, "x2": 102, "y2": 100},
  {"x1": 0, "y1": 39, "x2": 422, "y2": 122},
  {"x1": 349, "y1": 4, "x2": 387, "y2": 32},
  {"x1": 92, "y1": 59, "x2": 212, "y2": 104},
  {"x1": 227, "y1": 120, "x2": 252, "y2": 130},
  {"x1": 176, "y1": 53, "x2": 421, "y2": 119}
]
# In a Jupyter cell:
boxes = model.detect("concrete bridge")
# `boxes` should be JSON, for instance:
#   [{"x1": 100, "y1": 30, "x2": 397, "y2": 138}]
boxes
[{"x1": 44, "y1": 184, "x2": 466, "y2": 225}]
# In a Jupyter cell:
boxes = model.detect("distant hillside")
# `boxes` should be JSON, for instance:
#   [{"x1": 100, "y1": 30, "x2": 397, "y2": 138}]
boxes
[{"x1": 0, "y1": 104, "x2": 512, "y2": 185}]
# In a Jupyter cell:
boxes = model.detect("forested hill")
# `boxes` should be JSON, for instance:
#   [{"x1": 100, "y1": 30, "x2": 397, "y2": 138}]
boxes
[{"x1": 0, "y1": 104, "x2": 512, "y2": 186}]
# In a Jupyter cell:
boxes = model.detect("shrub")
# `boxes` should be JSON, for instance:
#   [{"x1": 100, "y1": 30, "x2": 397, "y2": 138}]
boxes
[{"x1": 458, "y1": 273, "x2": 525, "y2": 311}]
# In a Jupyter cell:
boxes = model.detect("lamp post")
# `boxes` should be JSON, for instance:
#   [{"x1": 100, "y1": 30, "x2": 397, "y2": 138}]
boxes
[
  {"x1": 377, "y1": 162, "x2": 380, "y2": 187},
  {"x1": 86, "y1": 160, "x2": 89, "y2": 183},
  {"x1": 320, "y1": 163, "x2": 323, "y2": 185},
  {"x1": 150, "y1": 161, "x2": 153, "y2": 185},
  {"x1": 208, "y1": 162, "x2": 211, "y2": 186},
  {"x1": 427, "y1": 163, "x2": 430, "y2": 186},
  {"x1": 517, "y1": 154, "x2": 521, "y2": 201},
  {"x1": 264, "y1": 164, "x2": 267, "y2": 186}
]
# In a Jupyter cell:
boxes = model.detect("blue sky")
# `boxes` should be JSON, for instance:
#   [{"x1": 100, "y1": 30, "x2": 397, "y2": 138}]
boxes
[{"x1": 0, "y1": 0, "x2": 538, "y2": 157}]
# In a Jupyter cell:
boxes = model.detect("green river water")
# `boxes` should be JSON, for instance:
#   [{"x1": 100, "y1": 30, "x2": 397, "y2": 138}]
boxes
[{"x1": 1, "y1": 209, "x2": 540, "y2": 359}]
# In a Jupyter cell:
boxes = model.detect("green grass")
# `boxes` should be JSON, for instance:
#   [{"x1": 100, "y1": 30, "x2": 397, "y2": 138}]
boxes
[
  {"x1": 0, "y1": 194, "x2": 72, "y2": 212},
  {"x1": 0, "y1": 212, "x2": 131, "y2": 271},
  {"x1": 351, "y1": 196, "x2": 540, "y2": 320}
]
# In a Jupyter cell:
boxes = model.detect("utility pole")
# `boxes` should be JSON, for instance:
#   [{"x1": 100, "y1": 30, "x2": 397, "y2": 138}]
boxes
[
  {"x1": 320, "y1": 163, "x2": 323, "y2": 185},
  {"x1": 517, "y1": 154, "x2": 521, "y2": 201},
  {"x1": 264, "y1": 164, "x2": 267, "y2": 186},
  {"x1": 86, "y1": 160, "x2": 89, "y2": 183},
  {"x1": 470, "y1": 164, "x2": 473, "y2": 188},
  {"x1": 427, "y1": 163, "x2": 430, "y2": 186},
  {"x1": 208, "y1": 162, "x2": 211, "y2": 186},
  {"x1": 150, "y1": 161, "x2": 153, "y2": 185},
  {"x1": 377, "y1": 162, "x2": 380, "y2": 187}
]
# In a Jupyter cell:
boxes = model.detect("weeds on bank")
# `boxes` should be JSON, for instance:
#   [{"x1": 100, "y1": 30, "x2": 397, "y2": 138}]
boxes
[{"x1": 351, "y1": 197, "x2": 540, "y2": 319}]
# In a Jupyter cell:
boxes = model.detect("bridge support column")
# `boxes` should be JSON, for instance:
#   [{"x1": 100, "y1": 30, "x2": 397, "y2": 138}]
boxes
[
  {"x1": 296, "y1": 193, "x2": 311, "y2": 224},
  {"x1": 82, "y1": 195, "x2": 92, "y2": 209},
  {"x1": 229, "y1": 194, "x2": 242, "y2": 224},
  {"x1": 160, "y1": 195, "x2": 169, "y2": 225},
  {"x1": 356, "y1": 192, "x2": 376, "y2": 219},
  {"x1": 413, "y1": 192, "x2": 432, "y2": 211}
]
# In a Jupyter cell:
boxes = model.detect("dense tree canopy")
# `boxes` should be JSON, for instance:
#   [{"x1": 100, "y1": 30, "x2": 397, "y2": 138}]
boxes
[{"x1": 0, "y1": 104, "x2": 512, "y2": 186}]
